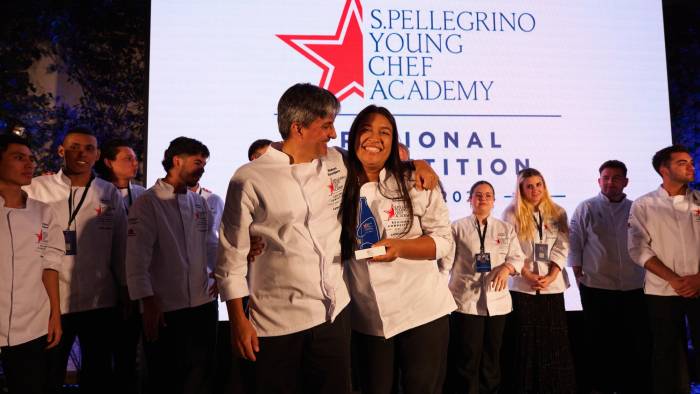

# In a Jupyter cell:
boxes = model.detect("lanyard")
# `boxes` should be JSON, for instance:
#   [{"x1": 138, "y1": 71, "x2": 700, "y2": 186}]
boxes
[
  {"x1": 532, "y1": 211, "x2": 544, "y2": 242},
  {"x1": 475, "y1": 218, "x2": 488, "y2": 253},
  {"x1": 67, "y1": 176, "x2": 94, "y2": 229},
  {"x1": 126, "y1": 183, "x2": 133, "y2": 207}
]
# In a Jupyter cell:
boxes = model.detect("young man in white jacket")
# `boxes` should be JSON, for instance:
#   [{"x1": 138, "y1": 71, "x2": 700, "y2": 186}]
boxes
[
  {"x1": 0, "y1": 134, "x2": 63, "y2": 394},
  {"x1": 569, "y1": 160, "x2": 650, "y2": 392},
  {"x1": 24, "y1": 128, "x2": 127, "y2": 393},
  {"x1": 628, "y1": 145, "x2": 700, "y2": 393},
  {"x1": 126, "y1": 137, "x2": 218, "y2": 394}
]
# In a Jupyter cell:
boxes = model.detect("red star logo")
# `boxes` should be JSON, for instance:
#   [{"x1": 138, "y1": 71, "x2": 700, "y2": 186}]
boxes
[
  {"x1": 95, "y1": 206, "x2": 103, "y2": 216},
  {"x1": 694, "y1": 209, "x2": 700, "y2": 216},
  {"x1": 277, "y1": 0, "x2": 364, "y2": 101},
  {"x1": 36, "y1": 230, "x2": 43, "y2": 242},
  {"x1": 384, "y1": 205, "x2": 395, "y2": 220},
  {"x1": 329, "y1": 181, "x2": 335, "y2": 194}
]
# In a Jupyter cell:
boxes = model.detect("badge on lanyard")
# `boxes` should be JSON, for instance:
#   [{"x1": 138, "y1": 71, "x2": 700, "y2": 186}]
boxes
[
  {"x1": 532, "y1": 211, "x2": 549, "y2": 263},
  {"x1": 534, "y1": 243, "x2": 549, "y2": 262},
  {"x1": 474, "y1": 218, "x2": 492, "y2": 272},
  {"x1": 63, "y1": 230, "x2": 77, "y2": 256},
  {"x1": 475, "y1": 252, "x2": 492, "y2": 273},
  {"x1": 65, "y1": 176, "x2": 94, "y2": 256}
]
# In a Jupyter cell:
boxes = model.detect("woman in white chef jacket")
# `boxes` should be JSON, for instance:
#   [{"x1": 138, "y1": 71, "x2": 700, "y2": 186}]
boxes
[
  {"x1": 502, "y1": 168, "x2": 575, "y2": 393},
  {"x1": 339, "y1": 105, "x2": 456, "y2": 394},
  {"x1": 443, "y1": 180, "x2": 524, "y2": 394},
  {"x1": 94, "y1": 138, "x2": 145, "y2": 393}
]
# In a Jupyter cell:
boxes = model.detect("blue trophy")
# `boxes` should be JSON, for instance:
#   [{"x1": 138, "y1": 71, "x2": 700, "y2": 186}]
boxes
[{"x1": 356, "y1": 197, "x2": 380, "y2": 250}]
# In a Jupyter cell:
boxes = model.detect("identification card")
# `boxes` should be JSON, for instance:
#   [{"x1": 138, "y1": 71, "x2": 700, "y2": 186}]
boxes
[
  {"x1": 355, "y1": 246, "x2": 386, "y2": 260},
  {"x1": 63, "y1": 230, "x2": 77, "y2": 256},
  {"x1": 475, "y1": 252, "x2": 492, "y2": 273},
  {"x1": 534, "y1": 243, "x2": 549, "y2": 262}
]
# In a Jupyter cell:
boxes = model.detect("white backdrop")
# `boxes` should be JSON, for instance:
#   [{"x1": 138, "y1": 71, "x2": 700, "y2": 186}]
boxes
[{"x1": 148, "y1": 0, "x2": 671, "y2": 314}]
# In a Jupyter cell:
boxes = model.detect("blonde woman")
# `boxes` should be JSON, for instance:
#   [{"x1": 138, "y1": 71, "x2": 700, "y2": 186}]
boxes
[{"x1": 502, "y1": 168, "x2": 575, "y2": 393}]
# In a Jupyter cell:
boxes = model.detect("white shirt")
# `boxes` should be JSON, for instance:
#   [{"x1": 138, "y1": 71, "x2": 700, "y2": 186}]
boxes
[
  {"x1": 503, "y1": 204, "x2": 571, "y2": 294},
  {"x1": 0, "y1": 195, "x2": 64, "y2": 346},
  {"x1": 24, "y1": 170, "x2": 127, "y2": 313},
  {"x1": 348, "y1": 170, "x2": 456, "y2": 338},
  {"x1": 568, "y1": 193, "x2": 644, "y2": 291},
  {"x1": 628, "y1": 186, "x2": 700, "y2": 296},
  {"x1": 193, "y1": 185, "x2": 224, "y2": 235},
  {"x1": 446, "y1": 214, "x2": 525, "y2": 317},
  {"x1": 216, "y1": 146, "x2": 350, "y2": 337},
  {"x1": 126, "y1": 179, "x2": 217, "y2": 312},
  {"x1": 117, "y1": 182, "x2": 146, "y2": 214}
]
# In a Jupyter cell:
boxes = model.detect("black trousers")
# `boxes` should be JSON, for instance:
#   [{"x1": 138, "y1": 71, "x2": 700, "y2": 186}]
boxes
[
  {"x1": 646, "y1": 295, "x2": 700, "y2": 394},
  {"x1": 354, "y1": 315, "x2": 449, "y2": 394},
  {"x1": 1, "y1": 335, "x2": 52, "y2": 394},
  {"x1": 113, "y1": 309, "x2": 142, "y2": 394},
  {"x1": 143, "y1": 301, "x2": 218, "y2": 394},
  {"x1": 47, "y1": 307, "x2": 117, "y2": 394},
  {"x1": 253, "y1": 307, "x2": 352, "y2": 394},
  {"x1": 579, "y1": 284, "x2": 650, "y2": 393},
  {"x1": 446, "y1": 313, "x2": 506, "y2": 394}
]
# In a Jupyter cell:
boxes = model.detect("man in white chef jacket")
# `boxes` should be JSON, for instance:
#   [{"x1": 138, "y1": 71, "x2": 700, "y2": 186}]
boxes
[
  {"x1": 628, "y1": 145, "x2": 700, "y2": 394},
  {"x1": 216, "y1": 83, "x2": 437, "y2": 394},
  {"x1": 0, "y1": 133, "x2": 63, "y2": 394},
  {"x1": 24, "y1": 127, "x2": 127, "y2": 393},
  {"x1": 126, "y1": 136, "x2": 218, "y2": 394},
  {"x1": 569, "y1": 160, "x2": 650, "y2": 393}
]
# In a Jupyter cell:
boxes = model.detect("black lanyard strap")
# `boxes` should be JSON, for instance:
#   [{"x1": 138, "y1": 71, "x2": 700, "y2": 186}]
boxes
[
  {"x1": 532, "y1": 211, "x2": 543, "y2": 242},
  {"x1": 475, "y1": 217, "x2": 488, "y2": 254},
  {"x1": 68, "y1": 176, "x2": 94, "y2": 229}
]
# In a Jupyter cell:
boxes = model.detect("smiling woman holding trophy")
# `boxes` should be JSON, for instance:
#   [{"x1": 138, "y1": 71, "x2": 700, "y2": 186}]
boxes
[{"x1": 339, "y1": 105, "x2": 455, "y2": 394}]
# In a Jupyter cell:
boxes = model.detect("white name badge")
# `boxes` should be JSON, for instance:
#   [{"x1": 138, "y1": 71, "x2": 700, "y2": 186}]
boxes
[{"x1": 355, "y1": 246, "x2": 387, "y2": 260}]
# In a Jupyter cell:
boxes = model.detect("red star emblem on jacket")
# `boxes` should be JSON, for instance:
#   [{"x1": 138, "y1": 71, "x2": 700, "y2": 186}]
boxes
[
  {"x1": 95, "y1": 206, "x2": 103, "y2": 216},
  {"x1": 277, "y1": 0, "x2": 364, "y2": 101},
  {"x1": 329, "y1": 181, "x2": 335, "y2": 194},
  {"x1": 384, "y1": 205, "x2": 395, "y2": 220},
  {"x1": 36, "y1": 229, "x2": 43, "y2": 242}
]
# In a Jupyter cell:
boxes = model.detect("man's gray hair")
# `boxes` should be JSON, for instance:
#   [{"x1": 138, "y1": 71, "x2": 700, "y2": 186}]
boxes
[{"x1": 277, "y1": 83, "x2": 340, "y2": 139}]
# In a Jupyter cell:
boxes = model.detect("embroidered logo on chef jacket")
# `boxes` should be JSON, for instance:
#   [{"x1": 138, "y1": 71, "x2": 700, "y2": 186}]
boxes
[
  {"x1": 36, "y1": 223, "x2": 50, "y2": 252},
  {"x1": 195, "y1": 202, "x2": 209, "y2": 232},
  {"x1": 693, "y1": 208, "x2": 700, "y2": 222},
  {"x1": 383, "y1": 201, "x2": 411, "y2": 238},
  {"x1": 97, "y1": 199, "x2": 114, "y2": 230},
  {"x1": 326, "y1": 165, "x2": 345, "y2": 213}
]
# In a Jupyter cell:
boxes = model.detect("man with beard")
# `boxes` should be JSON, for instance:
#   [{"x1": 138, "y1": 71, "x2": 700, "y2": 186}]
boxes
[
  {"x1": 126, "y1": 136, "x2": 218, "y2": 393},
  {"x1": 24, "y1": 127, "x2": 127, "y2": 393},
  {"x1": 628, "y1": 145, "x2": 700, "y2": 393},
  {"x1": 568, "y1": 160, "x2": 650, "y2": 393}
]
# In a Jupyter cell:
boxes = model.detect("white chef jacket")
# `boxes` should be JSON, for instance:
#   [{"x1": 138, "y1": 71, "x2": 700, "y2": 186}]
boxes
[
  {"x1": 193, "y1": 185, "x2": 224, "y2": 235},
  {"x1": 503, "y1": 204, "x2": 570, "y2": 295},
  {"x1": 445, "y1": 214, "x2": 525, "y2": 317},
  {"x1": 348, "y1": 169, "x2": 456, "y2": 338},
  {"x1": 126, "y1": 179, "x2": 217, "y2": 312},
  {"x1": 216, "y1": 146, "x2": 350, "y2": 337},
  {"x1": 568, "y1": 193, "x2": 644, "y2": 291},
  {"x1": 117, "y1": 182, "x2": 146, "y2": 213},
  {"x1": 628, "y1": 186, "x2": 700, "y2": 296},
  {"x1": 0, "y1": 195, "x2": 64, "y2": 346},
  {"x1": 24, "y1": 170, "x2": 127, "y2": 314}
]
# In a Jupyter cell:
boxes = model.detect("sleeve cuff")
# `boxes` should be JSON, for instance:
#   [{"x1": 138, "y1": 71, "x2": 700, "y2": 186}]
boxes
[{"x1": 217, "y1": 275, "x2": 251, "y2": 301}]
